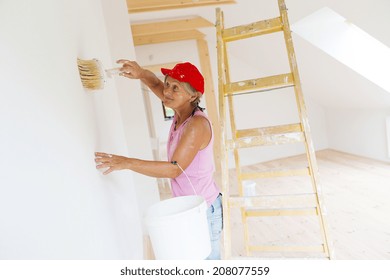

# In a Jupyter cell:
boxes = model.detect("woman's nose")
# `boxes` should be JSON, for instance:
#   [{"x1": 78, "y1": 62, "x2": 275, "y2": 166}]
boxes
[{"x1": 163, "y1": 87, "x2": 172, "y2": 97}]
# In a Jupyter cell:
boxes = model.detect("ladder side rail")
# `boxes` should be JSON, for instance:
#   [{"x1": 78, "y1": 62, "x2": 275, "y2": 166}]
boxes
[
  {"x1": 278, "y1": 0, "x2": 331, "y2": 258},
  {"x1": 216, "y1": 8, "x2": 232, "y2": 260},
  {"x1": 216, "y1": 1, "x2": 332, "y2": 259},
  {"x1": 223, "y1": 21, "x2": 252, "y2": 257},
  {"x1": 222, "y1": 19, "x2": 254, "y2": 256}
]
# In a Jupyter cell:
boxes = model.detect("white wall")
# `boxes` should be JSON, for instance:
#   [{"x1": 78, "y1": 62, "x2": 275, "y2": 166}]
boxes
[
  {"x1": 289, "y1": 1, "x2": 390, "y2": 164},
  {"x1": 326, "y1": 108, "x2": 390, "y2": 163},
  {"x1": 0, "y1": 0, "x2": 158, "y2": 259}
]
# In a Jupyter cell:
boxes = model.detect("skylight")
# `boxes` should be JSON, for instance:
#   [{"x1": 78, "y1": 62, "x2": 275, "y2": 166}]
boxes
[{"x1": 291, "y1": 7, "x2": 390, "y2": 93}]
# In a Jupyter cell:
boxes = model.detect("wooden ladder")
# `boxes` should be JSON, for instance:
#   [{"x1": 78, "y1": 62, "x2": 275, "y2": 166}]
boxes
[{"x1": 216, "y1": 0, "x2": 331, "y2": 259}]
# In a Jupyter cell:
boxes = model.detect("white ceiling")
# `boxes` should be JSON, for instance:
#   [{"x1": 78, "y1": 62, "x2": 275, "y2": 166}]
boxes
[{"x1": 128, "y1": 0, "x2": 390, "y2": 108}]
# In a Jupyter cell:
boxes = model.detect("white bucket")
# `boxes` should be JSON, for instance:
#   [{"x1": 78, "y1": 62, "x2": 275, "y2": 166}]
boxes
[{"x1": 144, "y1": 195, "x2": 211, "y2": 260}]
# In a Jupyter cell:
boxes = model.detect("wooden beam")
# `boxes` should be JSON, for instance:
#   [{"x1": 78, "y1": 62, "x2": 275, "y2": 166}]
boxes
[
  {"x1": 143, "y1": 62, "x2": 182, "y2": 73},
  {"x1": 132, "y1": 17, "x2": 213, "y2": 36},
  {"x1": 197, "y1": 38, "x2": 222, "y2": 176},
  {"x1": 143, "y1": 235, "x2": 155, "y2": 259},
  {"x1": 133, "y1": 30, "x2": 205, "y2": 46},
  {"x1": 127, "y1": 0, "x2": 236, "y2": 13}
]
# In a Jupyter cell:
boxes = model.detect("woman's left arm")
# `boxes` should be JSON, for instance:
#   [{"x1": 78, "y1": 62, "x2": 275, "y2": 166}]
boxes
[
  {"x1": 94, "y1": 116, "x2": 211, "y2": 178},
  {"x1": 95, "y1": 153, "x2": 179, "y2": 177}
]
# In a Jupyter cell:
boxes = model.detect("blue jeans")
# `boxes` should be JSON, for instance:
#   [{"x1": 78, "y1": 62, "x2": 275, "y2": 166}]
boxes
[{"x1": 206, "y1": 194, "x2": 223, "y2": 260}]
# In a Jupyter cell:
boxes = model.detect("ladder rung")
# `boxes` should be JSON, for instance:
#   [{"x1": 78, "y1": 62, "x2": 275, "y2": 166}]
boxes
[
  {"x1": 222, "y1": 17, "x2": 283, "y2": 42},
  {"x1": 245, "y1": 208, "x2": 317, "y2": 217},
  {"x1": 228, "y1": 194, "x2": 317, "y2": 209},
  {"x1": 231, "y1": 123, "x2": 304, "y2": 150},
  {"x1": 236, "y1": 123, "x2": 302, "y2": 138},
  {"x1": 224, "y1": 73, "x2": 294, "y2": 96},
  {"x1": 241, "y1": 168, "x2": 310, "y2": 179},
  {"x1": 248, "y1": 245, "x2": 325, "y2": 253},
  {"x1": 227, "y1": 132, "x2": 304, "y2": 149}
]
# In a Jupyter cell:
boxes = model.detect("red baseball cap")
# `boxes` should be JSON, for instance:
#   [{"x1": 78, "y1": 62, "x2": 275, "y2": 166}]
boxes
[{"x1": 161, "y1": 62, "x2": 204, "y2": 94}]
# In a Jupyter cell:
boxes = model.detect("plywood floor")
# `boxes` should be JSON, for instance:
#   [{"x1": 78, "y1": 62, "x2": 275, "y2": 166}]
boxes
[
  {"x1": 227, "y1": 149, "x2": 390, "y2": 259},
  {"x1": 158, "y1": 149, "x2": 390, "y2": 259}
]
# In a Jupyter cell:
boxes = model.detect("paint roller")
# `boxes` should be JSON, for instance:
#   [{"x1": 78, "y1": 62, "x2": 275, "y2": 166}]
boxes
[{"x1": 77, "y1": 58, "x2": 121, "y2": 90}]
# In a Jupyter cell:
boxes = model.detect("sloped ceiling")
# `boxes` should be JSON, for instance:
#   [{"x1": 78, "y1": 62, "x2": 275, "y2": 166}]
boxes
[{"x1": 128, "y1": 0, "x2": 390, "y2": 108}]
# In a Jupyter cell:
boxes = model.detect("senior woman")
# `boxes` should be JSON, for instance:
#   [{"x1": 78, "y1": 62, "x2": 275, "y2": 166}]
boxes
[{"x1": 94, "y1": 60, "x2": 223, "y2": 260}]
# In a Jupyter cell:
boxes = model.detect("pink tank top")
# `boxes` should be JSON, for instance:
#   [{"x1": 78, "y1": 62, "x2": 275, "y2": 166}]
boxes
[{"x1": 167, "y1": 109, "x2": 220, "y2": 207}]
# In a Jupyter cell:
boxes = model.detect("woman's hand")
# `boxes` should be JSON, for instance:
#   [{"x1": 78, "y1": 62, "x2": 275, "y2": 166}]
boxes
[
  {"x1": 95, "y1": 152, "x2": 130, "y2": 175},
  {"x1": 116, "y1": 59, "x2": 165, "y2": 100},
  {"x1": 116, "y1": 59, "x2": 144, "y2": 79}
]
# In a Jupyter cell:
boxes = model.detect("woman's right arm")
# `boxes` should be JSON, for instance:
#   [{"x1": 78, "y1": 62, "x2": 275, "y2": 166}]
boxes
[{"x1": 116, "y1": 59, "x2": 165, "y2": 101}]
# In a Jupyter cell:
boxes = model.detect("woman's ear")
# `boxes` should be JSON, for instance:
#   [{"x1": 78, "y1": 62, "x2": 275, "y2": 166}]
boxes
[
  {"x1": 190, "y1": 95, "x2": 197, "y2": 102},
  {"x1": 193, "y1": 92, "x2": 202, "y2": 101}
]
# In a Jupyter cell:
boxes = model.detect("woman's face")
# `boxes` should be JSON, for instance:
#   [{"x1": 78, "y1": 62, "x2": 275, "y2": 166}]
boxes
[{"x1": 163, "y1": 76, "x2": 193, "y2": 109}]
